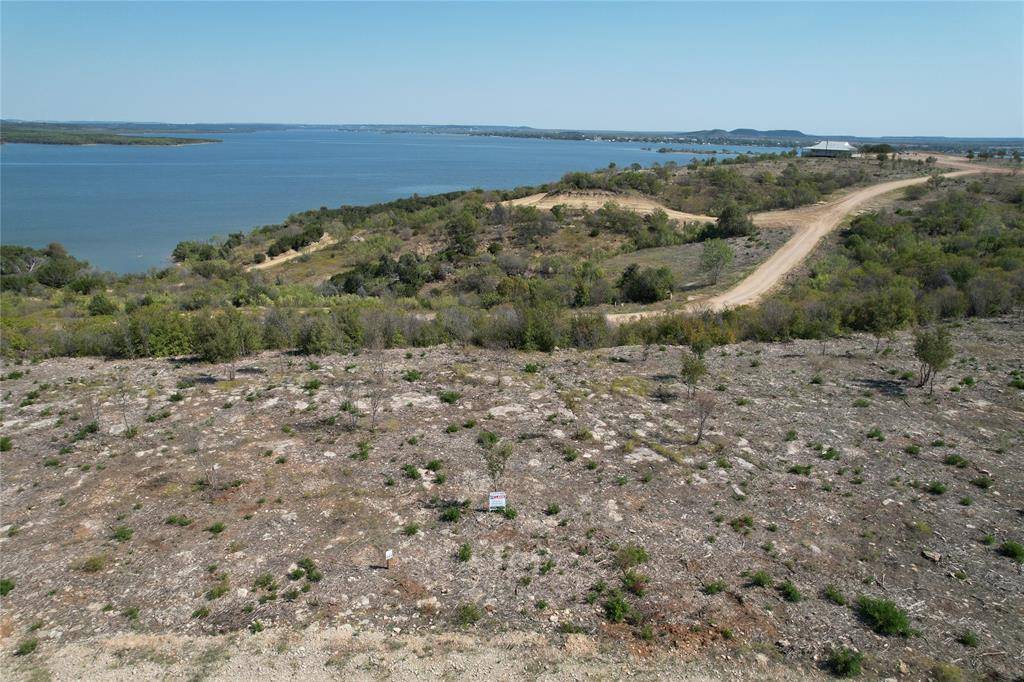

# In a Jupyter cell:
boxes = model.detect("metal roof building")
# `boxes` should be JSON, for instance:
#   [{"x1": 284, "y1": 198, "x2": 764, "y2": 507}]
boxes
[{"x1": 802, "y1": 140, "x2": 857, "y2": 157}]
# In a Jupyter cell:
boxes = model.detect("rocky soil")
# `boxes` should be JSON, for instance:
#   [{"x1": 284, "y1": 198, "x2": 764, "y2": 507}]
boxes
[{"x1": 1, "y1": 317, "x2": 1022, "y2": 680}]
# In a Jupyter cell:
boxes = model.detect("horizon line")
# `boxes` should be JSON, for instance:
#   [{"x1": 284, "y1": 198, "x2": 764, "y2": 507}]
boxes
[{"x1": 3, "y1": 119, "x2": 1023, "y2": 141}]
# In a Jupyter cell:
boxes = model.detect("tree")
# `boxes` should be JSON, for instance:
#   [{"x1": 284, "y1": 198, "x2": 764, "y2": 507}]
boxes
[
  {"x1": 693, "y1": 392, "x2": 716, "y2": 444},
  {"x1": 617, "y1": 264, "x2": 674, "y2": 304},
  {"x1": 679, "y1": 350, "x2": 707, "y2": 397},
  {"x1": 855, "y1": 284, "x2": 916, "y2": 352},
  {"x1": 713, "y1": 201, "x2": 755, "y2": 238},
  {"x1": 700, "y1": 239, "x2": 735, "y2": 284},
  {"x1": 192, "y1": 308, "x2": 262, "y2": 379},
  {"x1": 297, "y1": 315, "x2": 337, "y2": 355},
  {"x1": 35, "y1": 257, "x2": 82, "y2": 288},
  {"x1": 913, "y1": 326, "x2": 953, "y2": 395},
  {"x1": 444, "y1": 211, "x2": 480, "y2": 261},
  {"x1": 799, "y1": 300, "x2": 840, "y2": 355},
  {"x1": 480, "y1": 435, "x2": 513, "y2": 491},
  {"x1": 87, "y1": 293, "x2": 118, "y2": 316}
]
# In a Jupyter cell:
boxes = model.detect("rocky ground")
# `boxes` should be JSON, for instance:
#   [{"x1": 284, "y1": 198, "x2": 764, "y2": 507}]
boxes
[{"x1": 1, "y1": 317, "x2": 1022, "y2": 681}]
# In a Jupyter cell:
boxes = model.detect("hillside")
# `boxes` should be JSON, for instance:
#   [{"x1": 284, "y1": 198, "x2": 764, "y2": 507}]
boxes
[{"x1": 1, "y1": 319, "x2": 1022, "y2": 680}]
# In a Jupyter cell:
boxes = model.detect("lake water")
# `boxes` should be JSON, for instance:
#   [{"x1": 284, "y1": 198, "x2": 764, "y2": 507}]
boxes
[{"x1": 1, "y1": 130, "x2": 783, "y2": 273}]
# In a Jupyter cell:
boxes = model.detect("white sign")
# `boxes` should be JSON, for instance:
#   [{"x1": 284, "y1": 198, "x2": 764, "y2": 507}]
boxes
[
  {"x1": 385, "y1": 549, "x2": 393, "y2": 561},
  {"x1": 488, "y1": 491, "x2": 507, "y2": 511}
]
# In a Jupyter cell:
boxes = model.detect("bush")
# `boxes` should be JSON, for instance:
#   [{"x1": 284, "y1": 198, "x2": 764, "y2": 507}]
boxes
[
  {"x1": 456, "y1": 602, "x2": 482, "y2": 626},
  {"x1": 439, "y1": 507, "x2": 461, "y2": 523},
  {"x1": 439, "y1": 390, "x2": 461, "y2": 404},
  {"x1": 615, "y1": 544, "x2": 650, "y2": 570},
  {"x1": 111, "y1": 526, "x2": 134, "y2": 542},
  {"x1": 957, "y1": 630, "x2": 979, "y2": 647},
  {"x1": 602, "y1": 590, "x2": 631, "y2": 623},
  {"x1": 826, "y1": 646, "x2": 864, "y2": 677},
  {"x1": 617, "y1": 264, "x2": 674, "y2": 304},
  {"x1": 748, "y1": 570, "x2": 772, "y2": 588},
  {"x1": 823, "y1": 584, "x2": 846, "y2": 606},
  {"x1": 87, "y1": 293, "x2": 118, "y2": 316},
  {"x1": 14, "y1": 637, "x2": 38, "y2": 656},
  {"x1": 0, "y1": 578, "x2": 14, "y2": 597},
  {"x1": 456, "y1": 543, "x2": 472, "y2": 562},
  {"x1": 621, "y1": 569, "x2": 648, "y2": 596},
  {"x1": 855, "y1": 595, "x2": 912, "y2": 636},
  {"x1": 778, "y1": 580, "x2": 802, "y2": 602},
  {"x1": 997, "y1": 540, "x2": 1024, "y2": 562},
  {"x1": 702, "y1": 580, "x2": 726, "y2": 595}
]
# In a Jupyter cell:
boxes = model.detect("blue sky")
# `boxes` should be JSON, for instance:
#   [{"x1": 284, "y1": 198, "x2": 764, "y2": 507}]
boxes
[{"x1": 2, "y1": 1, "x2": 1021, "y2": 137}]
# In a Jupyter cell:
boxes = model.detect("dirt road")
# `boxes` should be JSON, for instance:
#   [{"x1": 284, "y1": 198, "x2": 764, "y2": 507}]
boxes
[
  {"x1": 507, "y1": 190, "x2": 716, "y2": 224},
  {"x1": 247, "y1": 233, "x2": 337, "y2": 271},
  {"x1": 606, "y1": 162, "x2": 1012, "y2": 325}
]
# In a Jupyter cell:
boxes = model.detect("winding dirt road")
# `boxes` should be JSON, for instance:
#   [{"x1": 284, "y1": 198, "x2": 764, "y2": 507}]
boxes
[{"x1": 606, "y1": 158, "x2": 1014, "y2": 325}]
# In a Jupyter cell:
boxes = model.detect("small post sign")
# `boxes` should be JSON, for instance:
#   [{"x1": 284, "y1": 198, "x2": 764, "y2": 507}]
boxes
[
  {"x1": 488, "y1": 491, "x2": 507, "y2": 512},
  {"x1": 385, "y1": 549, "x2": 393, "y2": 570}
]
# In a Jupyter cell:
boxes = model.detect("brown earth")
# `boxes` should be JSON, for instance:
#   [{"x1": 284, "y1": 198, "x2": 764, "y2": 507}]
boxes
[{"x1": 1, "y1": 318, "x2": 1022, "y2": 680}]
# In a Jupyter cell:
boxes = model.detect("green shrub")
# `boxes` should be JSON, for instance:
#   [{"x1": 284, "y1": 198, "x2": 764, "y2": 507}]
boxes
[
  {"x1": 702, "y1": 580, "x2": 726, "y2": 595},
  {"x1": 457, "y1": 543, "x2": 472, "y2": 562},
  {"x1": 14, "y1": 637, "x2": 38, "y2": 656},
  {"x1": 439, "y1": 507, "x2": 461, "y2": 523},
  {"x1": 823, "y1": 584, "x2": 846, "y2": 606},
  {"x1": 855, "y1": 595, "x2": 911, "y2": 636},
  {"x1": 0, "y1": 578, "x2": 14, "y2": 597},
  {"x1": 476, "y1": 430, "x2": 499, "y2": 448},
  {"x1": 943, "y1": 453, "x2": 968, "y2": 467},
  {"x1": 439, "y1": 390, "x2": 461, "y2": 404},
  {"x1": 111, "y1": 526, "x2": 134, "y2": 542},
  {"x1": 778, "y1": 580, "x2": 802, "y2": 602},
  {"x1": 205, "y1": 522, "x2": 226, "y2": 534},
  {"x1": 602, "y1": 590, "x2": 631, "y2": 623},
  {"x1": 998, "y1": 540, "x2": 1024, "y2": 562},
  {"x1": 0, "y1": 436, "x2": 11, "y2": 451},
  {"x1": 615, "y1": 544, "x2": 650, "y2": 569},
  {"x1": 748, "y1": 570, "x2": 772, "y2": 588},
  {"x1": 621, "y1": 569, "x2": 648, "y2": 596},
  {"x1": 826, "y1": 646, "x2": 863, "y2": 677},
  {"x1": 925, "y1": 481, "x2": 947, "y2": 495},
  {"x1": 957, "y1": 630, "x2": 979, "y2": 647},
  {"x1": 402, "y1": 523, "x2": 420, "y2": 536},
  {"x1": 544, "y1": 503, "x2": 561, "y2": 516},
  {"x1": 456, "y1": 602, "x2": 482, "y2": 626}
]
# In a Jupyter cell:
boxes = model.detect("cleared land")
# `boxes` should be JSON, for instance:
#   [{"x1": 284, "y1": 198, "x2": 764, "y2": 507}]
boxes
[
  {"x1": 506, "y1": 190, "x2": 716, "y2": 224},
  {"x1": 1, "y1": 318, "x2": 1022, "y2": 680}
]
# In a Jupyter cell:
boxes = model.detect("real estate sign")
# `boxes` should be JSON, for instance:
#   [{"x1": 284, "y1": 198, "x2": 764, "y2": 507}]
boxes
[{"x1": 488, "y1": 491, "x2": 507, "y2": 511}]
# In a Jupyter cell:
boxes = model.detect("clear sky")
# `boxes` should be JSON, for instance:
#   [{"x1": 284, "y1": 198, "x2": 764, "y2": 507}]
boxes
[{"x1": 2, "y1": 1, "x2": 1021, "y2": 137}]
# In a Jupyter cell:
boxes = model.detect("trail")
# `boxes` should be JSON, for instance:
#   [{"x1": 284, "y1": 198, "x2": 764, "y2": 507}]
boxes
[{"x1": 247, "y1": 233, "x2": 337, "y2": 271}]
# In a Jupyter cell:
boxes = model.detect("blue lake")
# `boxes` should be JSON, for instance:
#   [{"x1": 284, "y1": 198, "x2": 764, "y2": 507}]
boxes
[{"x1": 1, "y1": 130, "x2": 783, "y2": 273}]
